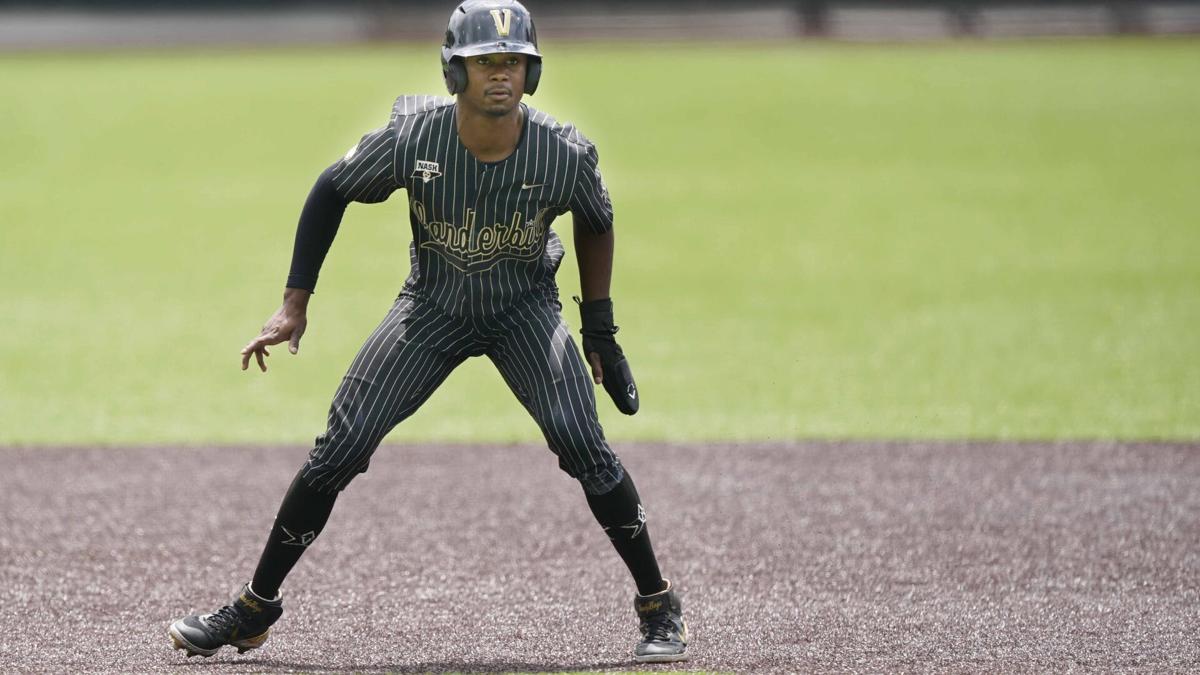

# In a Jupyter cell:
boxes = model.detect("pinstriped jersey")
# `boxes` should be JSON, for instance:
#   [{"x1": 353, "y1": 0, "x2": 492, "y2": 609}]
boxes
[{"x1": 329, "y1": 95, "x2": 613, "y2": 318}]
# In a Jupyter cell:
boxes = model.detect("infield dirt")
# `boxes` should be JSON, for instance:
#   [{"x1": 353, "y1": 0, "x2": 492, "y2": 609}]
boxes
[{"x1": 2, "y1": 440, "x2": 1197, "y2": 672}]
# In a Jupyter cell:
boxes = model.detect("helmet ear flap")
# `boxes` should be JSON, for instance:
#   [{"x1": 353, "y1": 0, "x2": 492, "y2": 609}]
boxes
[
  {"x1": 524, "y1": 57, "x2": 542, "y2": 95},
  {"x1": 443, "y1": 56, "x2": 468, "y2": 95}
]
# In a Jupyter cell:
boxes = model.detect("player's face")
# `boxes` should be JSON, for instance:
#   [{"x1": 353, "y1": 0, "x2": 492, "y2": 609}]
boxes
[{"x1": 462, "y1": 52, "x2": 527, "y2": 117}]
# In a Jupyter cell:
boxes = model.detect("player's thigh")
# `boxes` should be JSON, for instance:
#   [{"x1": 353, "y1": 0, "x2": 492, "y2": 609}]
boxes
[
  {"x1": 488, "y1": 300, "x2": 612, "y2": 462},
  {"x1": 304, "y1": 296, "x2": 476, "y2": 493},
  {"x1": 313, "y1": 296, "x2": 471, "y2": 458}
]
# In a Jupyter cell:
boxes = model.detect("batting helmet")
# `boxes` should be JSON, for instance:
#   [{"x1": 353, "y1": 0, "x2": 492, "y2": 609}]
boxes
[{"x1": 441, "y1": 0, "x2": 542, "y2": 96}]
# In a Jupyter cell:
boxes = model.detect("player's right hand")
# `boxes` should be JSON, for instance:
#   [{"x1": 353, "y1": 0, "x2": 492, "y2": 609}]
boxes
[{"x1": 241, "y1": 289, "x2": 311, "y2": 372}]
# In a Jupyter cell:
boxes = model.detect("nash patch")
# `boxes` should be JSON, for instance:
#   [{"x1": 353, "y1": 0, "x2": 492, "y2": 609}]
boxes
[{"x1": 412, "y1": 159, "x2": 443, "y2": 184}]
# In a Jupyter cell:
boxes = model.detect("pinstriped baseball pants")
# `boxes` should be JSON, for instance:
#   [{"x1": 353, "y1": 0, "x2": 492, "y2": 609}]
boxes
[{"x1": 300, "y1": 293, "x2": 625, "y2": 495}]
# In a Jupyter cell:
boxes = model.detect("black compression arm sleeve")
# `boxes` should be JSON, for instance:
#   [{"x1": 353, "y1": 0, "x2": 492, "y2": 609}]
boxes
[{"x1": 285, "y1": 167, "x2": 351, "y2": 292}]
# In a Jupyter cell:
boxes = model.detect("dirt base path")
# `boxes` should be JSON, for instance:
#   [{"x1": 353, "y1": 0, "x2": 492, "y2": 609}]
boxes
[{"x1": 2, "y1": 441, "x2": 1197, "y2": 672}]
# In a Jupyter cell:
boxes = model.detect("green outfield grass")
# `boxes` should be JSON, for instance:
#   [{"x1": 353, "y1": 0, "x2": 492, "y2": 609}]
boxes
[{"x1": 2, "y1": 39, "x2": 1198, "y2": 444}]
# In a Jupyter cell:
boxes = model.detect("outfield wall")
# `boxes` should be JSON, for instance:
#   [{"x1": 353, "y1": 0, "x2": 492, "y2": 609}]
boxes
[{"x1": 0, "y1": 2, "x2": 1198, "y2": 50}]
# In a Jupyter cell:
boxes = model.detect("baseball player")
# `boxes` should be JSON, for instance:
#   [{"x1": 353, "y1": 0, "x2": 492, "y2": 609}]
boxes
[{"x1": 167, "y1": 0, "x2": 688, "y2": 664}]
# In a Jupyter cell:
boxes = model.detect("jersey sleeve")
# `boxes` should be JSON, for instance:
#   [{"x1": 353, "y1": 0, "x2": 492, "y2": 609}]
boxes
[
  {"x1": 568, "y1": 143, "x2": 614, "y2": 235},
  {"x1": 328, "y1": 120, "x2": 402, "y2": 204}
]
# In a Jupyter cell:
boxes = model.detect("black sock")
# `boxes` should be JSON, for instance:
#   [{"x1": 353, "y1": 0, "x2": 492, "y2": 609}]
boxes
[
  {"x1": 585, "y1": 471, "x2": 666, "y2": 596},
  {"x1": 250, "y1": 469, "x2": 339, "y2": 599}
]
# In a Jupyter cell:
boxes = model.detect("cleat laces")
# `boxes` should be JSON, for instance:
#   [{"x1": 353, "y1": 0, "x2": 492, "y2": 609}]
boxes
[
  {"x1": 642, "y1": 613, "x2": 676, "y2": 643},
  {"x1": 204, "y1": 604, "x2": 248, "y2": 636}
]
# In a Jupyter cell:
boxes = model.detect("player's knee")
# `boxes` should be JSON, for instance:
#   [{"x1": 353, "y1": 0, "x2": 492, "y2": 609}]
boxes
[
  {"x1": 537, "y1": 412, "x2": 621, "y2": 494},
  {"x1": 303, "y1": 422, "x2": 381, "y2": 492},
  {"x1": 572, "y1": 458, "x2": 624, "y2": 496},
  {"x1": 539, "y1": 409, "x2": 595, "y2": 456},
  {"x1": 537, "y1": 408, "x2": 565, "y2": 437},
  {"x1": 303, "y1": 455, "x2": 372, "y2": 493},
  {"x1": 551, "y1": 436, "x2": 624, "y2": 495}
]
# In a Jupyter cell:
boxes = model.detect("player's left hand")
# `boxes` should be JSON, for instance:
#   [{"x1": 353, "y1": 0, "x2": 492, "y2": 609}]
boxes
[{"x1": 577, "y1": 297, "x2": 640, "y2": 415}]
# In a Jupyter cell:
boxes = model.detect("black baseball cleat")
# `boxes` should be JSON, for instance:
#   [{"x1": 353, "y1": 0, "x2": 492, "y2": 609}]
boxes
[
  {"x1": 168, "y1": 584, "x2": 283, "y2": 657},
  {"x1": 633, "y1": 579, "x2": 689, "y2": 663}
]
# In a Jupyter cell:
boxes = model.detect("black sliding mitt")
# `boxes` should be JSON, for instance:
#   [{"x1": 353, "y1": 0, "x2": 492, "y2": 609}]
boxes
[{"x1": 576, "y1": 297, "x2": 640, "y2": 415}]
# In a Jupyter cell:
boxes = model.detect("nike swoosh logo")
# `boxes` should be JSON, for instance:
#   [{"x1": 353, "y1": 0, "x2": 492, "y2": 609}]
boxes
[{"x1": 521, "y1": 183, "x2": 545, "y2": 190}]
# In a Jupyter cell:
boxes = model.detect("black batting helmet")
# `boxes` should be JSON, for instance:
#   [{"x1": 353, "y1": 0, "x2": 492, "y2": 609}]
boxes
[{"x1": 441, "y1": 0, "x2": 542, "y2": 96}]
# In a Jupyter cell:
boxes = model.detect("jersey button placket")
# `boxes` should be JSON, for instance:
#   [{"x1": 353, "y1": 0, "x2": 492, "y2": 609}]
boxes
[
  {"x1": 465, "y1": 162, "x2": 489, "y2": 317},
  {"x1": 464, "y1": 162, "x2": 488, "y2": 317}
]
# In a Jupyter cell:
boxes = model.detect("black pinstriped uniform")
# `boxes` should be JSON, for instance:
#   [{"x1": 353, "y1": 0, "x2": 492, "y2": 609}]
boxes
[{"x1": 299, "y1": 95, "x2": 623, "y2": 495}]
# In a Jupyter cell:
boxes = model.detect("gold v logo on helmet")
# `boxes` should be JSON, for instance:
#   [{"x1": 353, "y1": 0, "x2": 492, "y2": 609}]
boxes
[{"x1": 490, "y1": 8, "x2": 512, "y2": 37}]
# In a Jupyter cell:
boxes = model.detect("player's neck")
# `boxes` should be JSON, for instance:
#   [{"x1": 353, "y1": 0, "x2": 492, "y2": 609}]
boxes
[{"x1": 455, "y1": 102, "x2": 525, "y2": 164}]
